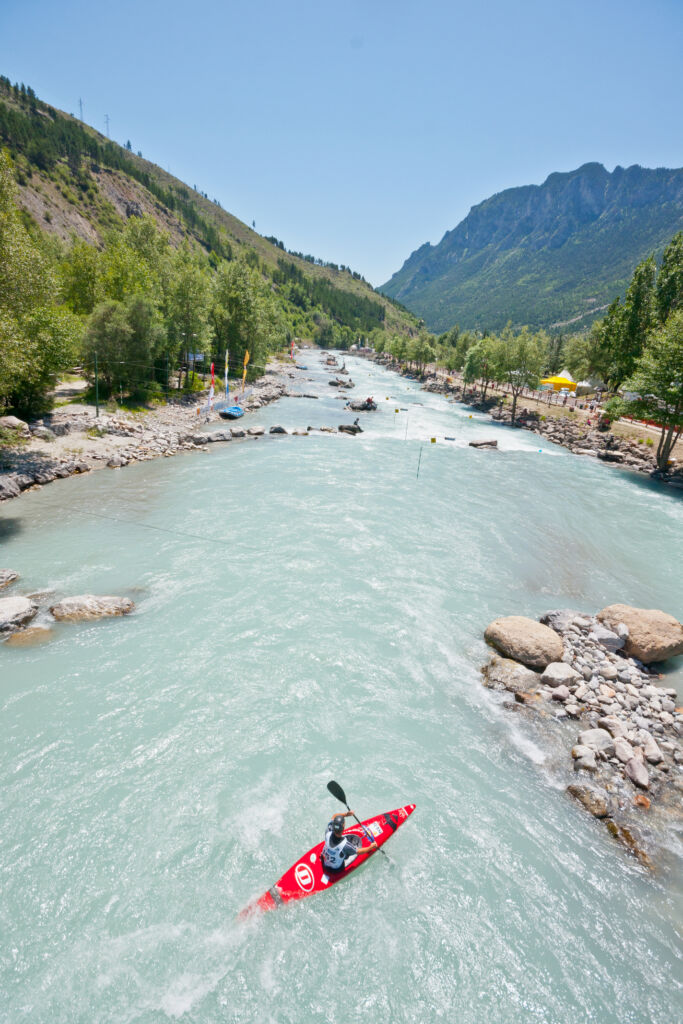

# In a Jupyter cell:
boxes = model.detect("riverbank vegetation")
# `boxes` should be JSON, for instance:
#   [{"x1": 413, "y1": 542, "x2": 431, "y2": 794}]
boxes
[
  {"x1": 0, "y1": 76, "x2": 420, "y2": 417},
  {"x1": 373, "y1": 235, "x2": 682, "y2": 471}
]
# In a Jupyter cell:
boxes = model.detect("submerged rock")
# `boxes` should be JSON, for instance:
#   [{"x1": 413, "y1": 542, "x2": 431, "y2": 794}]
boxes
[
  {"x1": 49, "y1": 595, "x2": 135, "y2": 622},
  {"x1": 484, "y1": 616, "x2": 564, "y2": 669},
  {"x1": 567, "y1": 784, "x2": 610, "y2": 818},
  {"x1": 4, "y1": 625, "x2": 54, "y2": 647},
  {"x1": 605, "y1": 820, "x2": 654, "y2": 869},
  {"x1": 0, "y1": 569, "x2": 19, "y2": 589}
]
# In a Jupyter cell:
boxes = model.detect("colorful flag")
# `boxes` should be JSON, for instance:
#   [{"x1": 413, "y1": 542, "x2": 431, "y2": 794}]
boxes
[{"x1": 242, "y1": 349, "x2": 250, "y2": 393}]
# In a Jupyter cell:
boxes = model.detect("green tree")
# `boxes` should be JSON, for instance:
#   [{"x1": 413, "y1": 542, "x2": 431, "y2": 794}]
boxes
[
  {"x1": 9, "y1": 308, "x2": 82, "y2": 415},
  {"x1": 82, "y1": 295, "x2": 163, "y2": 396},
  {"x1": 167, "y1": 244, "x2": 211, "y2": 386},
  {"x1": 608, "y1": 311, "x2": 683, "y2": 473},
  {"x1": 618, "y1": 255, "x2": 657, "y2": 383},
  {"x1": 211, "y1": 256, "x2": 264, "y2": 377},
  {"x1": 563, "y1": 332, "x2": 593, "y2": 382},
  {"x1": 60, "y1": 239, "x2": 101, "y2": 315},
  {"x1": 389, "y1": 335, "x2": 408, "y2": 363},
  {"x1": 463, "y1": 336, "x2": 501, "y2": 400},
  {"x1": 82, "y1": 301, "x2": 132, "y2": 391},
  {"x1": 407, "y1": 333, "x2": 436, "y2": 374},
  {"x1": 497, "y1": 325, "x2": 545, "y2": 424},
  {"x1": 99, "y1": 234, "x2": 153, "y2": 303},
  {"x1": 0, "y1": 149, "x2": 78, "y2": 415},
  {"x1": 544, "y1": 332, "x2": 565, "y2": 375},
  {"x1": 656, "y1": 232, "x2": 683, "y2": 323}
]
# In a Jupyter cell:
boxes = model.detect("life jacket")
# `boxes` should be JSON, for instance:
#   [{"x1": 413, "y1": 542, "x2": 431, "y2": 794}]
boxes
[{"x1": 321, "y1": 825, "x2": 347, "y2": 870}]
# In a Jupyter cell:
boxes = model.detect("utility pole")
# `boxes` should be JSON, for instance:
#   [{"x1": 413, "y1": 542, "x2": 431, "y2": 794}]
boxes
[
  {"x1": 104, "y1": 113, "x2": 110, "y2": 138},
  {"x1": 78, "y1": 97, "x2": 83, "y2": 121}
]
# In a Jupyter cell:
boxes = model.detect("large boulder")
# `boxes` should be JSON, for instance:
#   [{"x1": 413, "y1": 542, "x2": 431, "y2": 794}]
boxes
[
  {"x1": 0, "y1": 415, "x2": 30, "y2": 437},
  {"x1": 484, "y1": 616, "x2": 564, "y2": 670},
  {"x1": 49, "y1": 595, "x2": 135, "y2": 622},
  {"x1": 483, "y1": 655, "x2": 541, "y2": 693},
  {"x1": 0, "y1": 477, "x2": 21, "y2": 501},
  {"x1": 597, "y1": 604, "x2": 683, "y2": 663},
  {"x1": 0, "y1": 569, "x2": 19, "y2": 589},
  {"x1": 0, "y1": 595, "x2": 38, "y2": 633}
]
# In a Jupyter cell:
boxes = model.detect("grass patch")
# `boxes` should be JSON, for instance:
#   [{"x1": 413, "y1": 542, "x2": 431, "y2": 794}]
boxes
[{"x1": 0, "y1": 426, "x2": 27, "y2": 449}]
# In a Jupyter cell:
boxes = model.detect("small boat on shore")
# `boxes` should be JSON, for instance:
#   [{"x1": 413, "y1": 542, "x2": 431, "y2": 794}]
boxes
[{"x1": 217, "y1": 405, "x2": 244, "y2": 420}]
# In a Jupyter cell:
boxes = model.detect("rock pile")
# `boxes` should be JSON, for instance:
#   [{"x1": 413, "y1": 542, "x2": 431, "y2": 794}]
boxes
[{"x1": 483, "y1": 605, "x2": 683, "y2": 862}]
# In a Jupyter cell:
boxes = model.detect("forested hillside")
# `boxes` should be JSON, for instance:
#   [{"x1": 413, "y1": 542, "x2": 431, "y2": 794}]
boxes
[
  {"x1": 0, "y1": 75, "x2": 420, "y2": 417},
  {"x1": 382, "y1": 163, "x2": 683, "y2": 333}
]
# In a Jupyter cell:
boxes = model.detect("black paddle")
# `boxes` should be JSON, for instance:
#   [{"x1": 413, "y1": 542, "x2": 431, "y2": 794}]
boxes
[{"x1": 327, "y1": 779, "x2": 389, "y2": 859}]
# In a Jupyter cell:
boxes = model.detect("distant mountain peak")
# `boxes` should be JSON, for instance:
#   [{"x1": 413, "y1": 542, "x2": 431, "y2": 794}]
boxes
[{"x1": 382, "y1": 163, "x2": 683, "y2": 333}]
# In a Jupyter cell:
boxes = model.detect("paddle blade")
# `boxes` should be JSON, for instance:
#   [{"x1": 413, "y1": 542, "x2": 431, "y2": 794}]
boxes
[{"x1": 327, "y1": 780, "x2": 347, "y2": 805}]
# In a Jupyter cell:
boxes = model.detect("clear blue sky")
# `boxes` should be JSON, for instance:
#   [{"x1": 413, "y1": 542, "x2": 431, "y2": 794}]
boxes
[{"x1": 2, "y1": 0, "x2": 682, "y2": 286}]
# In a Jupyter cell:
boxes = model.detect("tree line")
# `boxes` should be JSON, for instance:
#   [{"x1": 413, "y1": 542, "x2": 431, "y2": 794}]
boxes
[{"x1": 0, "y1": 148, "x2": 285, "y2": 415}]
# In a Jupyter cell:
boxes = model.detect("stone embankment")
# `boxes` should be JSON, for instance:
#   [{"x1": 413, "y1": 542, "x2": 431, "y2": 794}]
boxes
[
  {"x1": 482, "y1": 605, "x2": 683, "y2": 865},
  {"x1": 0, "y1": 569, "x2": 135, "y2": 644},
  {"x1": 0, "y1": 372, "x2": 293, "y2": 503}
]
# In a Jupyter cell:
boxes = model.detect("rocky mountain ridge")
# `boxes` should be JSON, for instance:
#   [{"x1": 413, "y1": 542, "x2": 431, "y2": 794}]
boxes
[{"x1": 382, "y1": 163, "x2": 683, "y2": 333}]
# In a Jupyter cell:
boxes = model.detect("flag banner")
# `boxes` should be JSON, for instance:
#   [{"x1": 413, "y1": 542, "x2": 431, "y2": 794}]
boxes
[{"x1": 242, "y1": 350, "x2": 250, "y2": 393}]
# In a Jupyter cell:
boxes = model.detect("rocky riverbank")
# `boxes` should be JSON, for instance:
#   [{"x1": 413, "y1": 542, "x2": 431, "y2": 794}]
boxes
[
  {"x1": 354, "y1": 350, "x2": 683, "y2": 487},
  {"x1": 0, "y1": 366, "x2": 297, "y2": 503},
  {"x1": 482, "y1": 606, "x2": 683, "y2": 866}
]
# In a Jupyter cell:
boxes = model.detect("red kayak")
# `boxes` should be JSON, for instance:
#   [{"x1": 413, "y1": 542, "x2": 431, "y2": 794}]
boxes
[{"x1": 240, "y1": 803, "x2": 415, "y2": 916}]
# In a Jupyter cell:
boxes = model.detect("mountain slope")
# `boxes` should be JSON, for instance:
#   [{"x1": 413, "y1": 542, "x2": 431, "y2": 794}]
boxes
[
  {"x1": 381, "y1": 163, "x2": 683, "y2": 333},
  {"x1": 0, "y1": 76, "x2": 418, "y2": 339}
]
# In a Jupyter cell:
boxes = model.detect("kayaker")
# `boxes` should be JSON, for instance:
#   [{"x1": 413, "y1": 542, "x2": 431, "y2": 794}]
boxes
[{"x1": 321, "y1": 813, "x2": 377, "y2": 872}]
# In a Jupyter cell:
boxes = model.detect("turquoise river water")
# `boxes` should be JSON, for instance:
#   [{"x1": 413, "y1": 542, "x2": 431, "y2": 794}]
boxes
[{"x1": 1, "y1": 353, "x2": 682, "y2": 1023}]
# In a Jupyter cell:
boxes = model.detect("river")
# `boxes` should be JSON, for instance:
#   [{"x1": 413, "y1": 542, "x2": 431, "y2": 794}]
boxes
[{"x1": 1, "y1": 353, "x2": 681, "y2": 1023}]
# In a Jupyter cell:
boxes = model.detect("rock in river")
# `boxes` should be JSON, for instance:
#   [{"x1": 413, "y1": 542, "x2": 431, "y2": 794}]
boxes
[
  {"x1": 484, "y1": 616, "x2": 564, "y2": 669},
  {"x1": 483, "y1": 655, "x2": 541, "y2": 693},
  {"x1": 49, "y1": 595, "x2": 135, "y2": 622},
  {"x1": 597, "y1": 603, "x2": 683, "y2": 664},
  {"x1": 0, "y1": 596, "x2": 38, "y2": 633},
  {"x1": 567, "y1": 784, "x2": 609, "y2": 818},
  {"x1": 4, "y1": 625, "x2": 54, "y2": 647},
  {"x1": 0, "y1": 569, "x2": 19, "y2": 589}
]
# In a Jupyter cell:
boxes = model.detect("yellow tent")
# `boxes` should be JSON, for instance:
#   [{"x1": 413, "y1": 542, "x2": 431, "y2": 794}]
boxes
[{"x1": 540, "y1": 375, "x2": 577, "y2": 392}]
